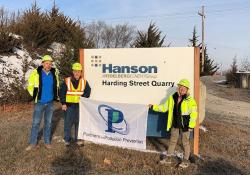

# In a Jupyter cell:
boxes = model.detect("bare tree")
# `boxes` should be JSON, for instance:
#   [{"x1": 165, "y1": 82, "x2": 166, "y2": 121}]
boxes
[
  {"x1": 226, "y1": 56, "x2": 238, "y2": 87},
  {"x1": 86, "y1": 21, "x2": 106, "y2": 48},
  {"x1": 101, "y1": 25, "x2": 115, "y2": 48},
  {"x1": 86, "y1": 21, "x2": 135, "y2": 48},
  {"x1": 240, "y1": 58, "x2": 250, "y2": 71},
  {"x1": 114, "y1": 24, "x2": 135, "y2": 48}
]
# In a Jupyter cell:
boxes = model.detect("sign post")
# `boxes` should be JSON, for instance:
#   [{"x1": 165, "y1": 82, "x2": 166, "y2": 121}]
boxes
[{"x1": 194, "y1": 47, "x2": 200, "y2": 156}]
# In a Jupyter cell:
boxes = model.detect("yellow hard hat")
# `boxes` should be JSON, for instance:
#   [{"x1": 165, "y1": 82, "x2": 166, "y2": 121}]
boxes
[
  {"x1": 178, "y1": 79, "x2": 190, "y2": 89},
  {"x1": 72, "y1": 63, "x2": 82, "y2": 71},
  {"x1": 42, "y1": 55, "x2": 53, "y2": 62}
]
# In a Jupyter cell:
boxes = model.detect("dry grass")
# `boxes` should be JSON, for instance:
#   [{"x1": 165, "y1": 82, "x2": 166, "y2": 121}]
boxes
[{"x1": 0, "y1": 103, "x2": 249, "y2": 175}]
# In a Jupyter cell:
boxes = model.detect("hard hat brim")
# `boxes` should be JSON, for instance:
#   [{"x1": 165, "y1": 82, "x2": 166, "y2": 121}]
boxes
[{"x1": 177, "y1": 83, "x2": 189, "y2": 89}]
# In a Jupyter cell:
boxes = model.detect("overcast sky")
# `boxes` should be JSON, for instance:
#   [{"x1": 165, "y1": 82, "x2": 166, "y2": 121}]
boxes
[{"x1": 1, "y1": 0, "x2": 250, "y2": 70}]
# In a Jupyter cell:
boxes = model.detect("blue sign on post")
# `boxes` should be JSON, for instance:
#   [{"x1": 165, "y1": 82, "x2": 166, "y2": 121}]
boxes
[
  {"x1": 146, "y1": 110, "x2": 194, "y2": 139},
  {"x1": 146, "y1": 110, "x2": 169, "y2": 137}
]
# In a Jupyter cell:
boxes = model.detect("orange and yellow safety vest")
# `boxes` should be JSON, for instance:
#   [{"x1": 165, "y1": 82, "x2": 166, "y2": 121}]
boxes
[{"x1": 65, "y1": 77, "x2": 86, "y2": 103}]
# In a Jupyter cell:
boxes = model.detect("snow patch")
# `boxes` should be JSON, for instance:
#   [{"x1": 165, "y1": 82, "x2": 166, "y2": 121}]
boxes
[
  {"x1": 0, "y1": 47, "x2": 40, "y2": 90},
  {"x1": 49, "y1": 42, "x2": 66, "y2": 57},
  {"x1": 9, "y1": 33, "x2": 23, "y2": 40}
]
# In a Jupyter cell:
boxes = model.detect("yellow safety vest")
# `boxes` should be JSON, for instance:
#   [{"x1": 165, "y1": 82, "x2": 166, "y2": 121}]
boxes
[{"x1": 65, "y1": 77, "x2": 86, "y2": 103}]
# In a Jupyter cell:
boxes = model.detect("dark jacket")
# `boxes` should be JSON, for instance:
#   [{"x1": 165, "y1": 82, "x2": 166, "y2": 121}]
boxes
[
  {"x1": 59, "y1": 76, "x2": 91, "y2": 106},
  {"x1": 172, "y1": 92, "x2": 190, "y2": 132},
  {"x1": 30, "y1": 66, "x2": 59, "y2": 102}
]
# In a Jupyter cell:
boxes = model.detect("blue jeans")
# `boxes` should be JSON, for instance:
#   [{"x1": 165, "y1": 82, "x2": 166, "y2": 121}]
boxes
[
  {"x1": 29, "y1": 102, "x2": 54, "y2": 145},
  {"x1": 64, "y1": 105, "x2": 79, "y2": 142}
]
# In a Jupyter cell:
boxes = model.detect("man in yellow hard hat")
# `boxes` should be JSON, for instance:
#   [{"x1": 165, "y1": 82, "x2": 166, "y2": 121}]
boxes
[
  {"x1": 26, "y1": 55, "x2": 59, "y2": 151},
  {"x1": 59, "y1": 62, "x2": 91, "y2": 146},
  {"x1": 149, "y1": 79, "x2": 197, "y2": 168}
]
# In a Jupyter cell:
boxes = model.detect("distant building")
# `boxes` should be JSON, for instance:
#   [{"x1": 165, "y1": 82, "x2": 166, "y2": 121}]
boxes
[{"x1": 236, "y1": 70, "x2": 250, "y2": 89}]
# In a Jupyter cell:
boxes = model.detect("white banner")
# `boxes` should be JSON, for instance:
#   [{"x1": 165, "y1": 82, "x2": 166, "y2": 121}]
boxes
[{"x1": 78, "y1": 97, "x2": 149, "y2": 150}]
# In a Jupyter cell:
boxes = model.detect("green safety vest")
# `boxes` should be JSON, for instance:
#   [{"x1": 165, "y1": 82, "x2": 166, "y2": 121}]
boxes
[
  {"x1": 65, "y1": 77, "x2": 86, "y2": 103},
  {"x1": 153, "y1": 94, "x2": 198, "y2": 131}
]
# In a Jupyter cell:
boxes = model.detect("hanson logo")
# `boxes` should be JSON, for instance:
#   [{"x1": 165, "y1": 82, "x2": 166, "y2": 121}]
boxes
[
  {"x1": 102, "y1": 64, "x2": 158, "y2": 73},
  {"x1": 98, "y1": 104, "x2": 129, "y2": 135}
]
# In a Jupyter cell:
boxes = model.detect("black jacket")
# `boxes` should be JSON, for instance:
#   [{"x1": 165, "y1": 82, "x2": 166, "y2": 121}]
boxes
[{"x1": 172, "y1": 92, "x2": 190, "y2": 132}]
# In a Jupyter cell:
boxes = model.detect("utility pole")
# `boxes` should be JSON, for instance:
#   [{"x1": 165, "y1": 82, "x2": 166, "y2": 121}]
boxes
[{"x1": 198, "y1": 6, "x2": 205, "y2": 73}]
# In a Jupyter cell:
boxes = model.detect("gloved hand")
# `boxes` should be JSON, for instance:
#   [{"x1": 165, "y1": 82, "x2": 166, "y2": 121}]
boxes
[{"x1": 62, "y1": 104, "x2": 67, "y2": 111}]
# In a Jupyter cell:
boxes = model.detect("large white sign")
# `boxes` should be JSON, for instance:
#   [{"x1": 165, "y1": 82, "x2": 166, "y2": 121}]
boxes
[
  {"x1": 83, "y1": 47, "x2": 194, "y2": 104},
  {"x1": 78, "y1": 97, "x2": 148, "y2": 150}
]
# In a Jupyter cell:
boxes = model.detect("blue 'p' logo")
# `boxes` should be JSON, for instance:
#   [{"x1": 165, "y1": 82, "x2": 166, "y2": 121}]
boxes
[
  {"x1": 98, "y1": 104, "x2": 129, "y2": 135},
  {"x1": 105, "y1": 109, "x2": 124, "y2": 133}
]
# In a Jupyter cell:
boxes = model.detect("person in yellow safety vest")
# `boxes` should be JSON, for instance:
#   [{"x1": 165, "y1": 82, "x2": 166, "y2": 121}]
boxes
[
  {"x1": 149, "y1": 79, "x2": 197, "y2": 168},
  {"x1": 26, "y1": 55, "x2": 60, "y2": 151},
  {"x1": 59, "y1": 62, "x2": 91, "y2": 147}
]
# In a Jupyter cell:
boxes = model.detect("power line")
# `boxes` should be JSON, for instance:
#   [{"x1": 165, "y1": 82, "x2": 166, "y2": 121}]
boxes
[
  {"x1": 203, "y1": 0, "x2": 250, "y2": 9},
  {"x1": 83, "y1": 4, "x2": 250, "y2": 23},
  {"x1": 84, "y1": 11, "x2": 198, "y2": 22},
  {"x1": 206, "y1": 6, "x2": 250, "y2": 15}
]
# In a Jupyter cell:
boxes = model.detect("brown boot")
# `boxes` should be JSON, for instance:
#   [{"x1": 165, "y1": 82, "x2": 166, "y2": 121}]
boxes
[
  {"x1": 179, "y1": 159, "x2": 190, "y2": 168},
  {"x1": 25, "y1": 144, "x2": 38, "y2": 151},
  {"x1": 77, "y1": 140, "x2": 84, "y2": 147},
  {"x1": 159, "y1": 156, "x2": 173, "y2": 164},
  {"x1": 45, "y1": 144, "x2": 52, "y2": 149}
]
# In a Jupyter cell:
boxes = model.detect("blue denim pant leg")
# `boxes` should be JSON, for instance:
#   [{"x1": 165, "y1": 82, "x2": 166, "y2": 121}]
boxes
[
  {"x1": 64, "y1": 105, "x2": 79, "y2": 142},
  {"x1": 29, "y1": 103, "x2": 45, "y2": 145},
  {"x1": 43, "y1": 102, "x2": 54, "y2": 144},
  {"x1": 64, "y1": 106, "x2": 74, "y2": 142},
  {"x1": 73, "y1": 106, "x2": 79, "y2": 141}
]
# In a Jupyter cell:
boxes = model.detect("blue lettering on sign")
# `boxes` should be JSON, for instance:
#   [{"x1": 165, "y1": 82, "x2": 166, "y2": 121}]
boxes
[
  {"x1": 102, "y1": 64, "x2": 158, "y2": 73},
  {"x1": 98, "y1": 104, "x2": 129, "y2": 135}
]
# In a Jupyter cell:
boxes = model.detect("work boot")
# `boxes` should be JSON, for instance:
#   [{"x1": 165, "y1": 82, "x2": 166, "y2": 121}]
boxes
[
  {"x1": 63, "y1": 139, "x2": 71, "y2": 146},
  {"x1": 65, "y1": 141, "x2": 70, "y2": 147},
  {"x1": 159, "y1": 156, "x2": 173, "y2": 164},
  {"x1": 76, "y1": 140, "x2": 84, "y2": 147},
  {"x1": 179, "y1": 159, "x2": 190, "y2": 168},
  {"x1": 45, "y1": 144, "x2": 52, "y2": 149},
  {"x1": 25, "y1": 144, "x2": 38, "y2": 151}
]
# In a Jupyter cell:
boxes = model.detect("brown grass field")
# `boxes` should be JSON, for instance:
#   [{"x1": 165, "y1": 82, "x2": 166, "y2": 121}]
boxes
[{"x1": 0, "y1": 76, "x2": 249, "y2": 175}]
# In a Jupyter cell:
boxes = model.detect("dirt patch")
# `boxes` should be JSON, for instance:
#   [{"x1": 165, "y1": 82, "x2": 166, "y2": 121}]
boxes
[
  {"x1": 201, "y1": 75, "x2": 250, "y2": 103},
  {"x1": 206, "y1": 93, "x2": 250, "y2": 127}
]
